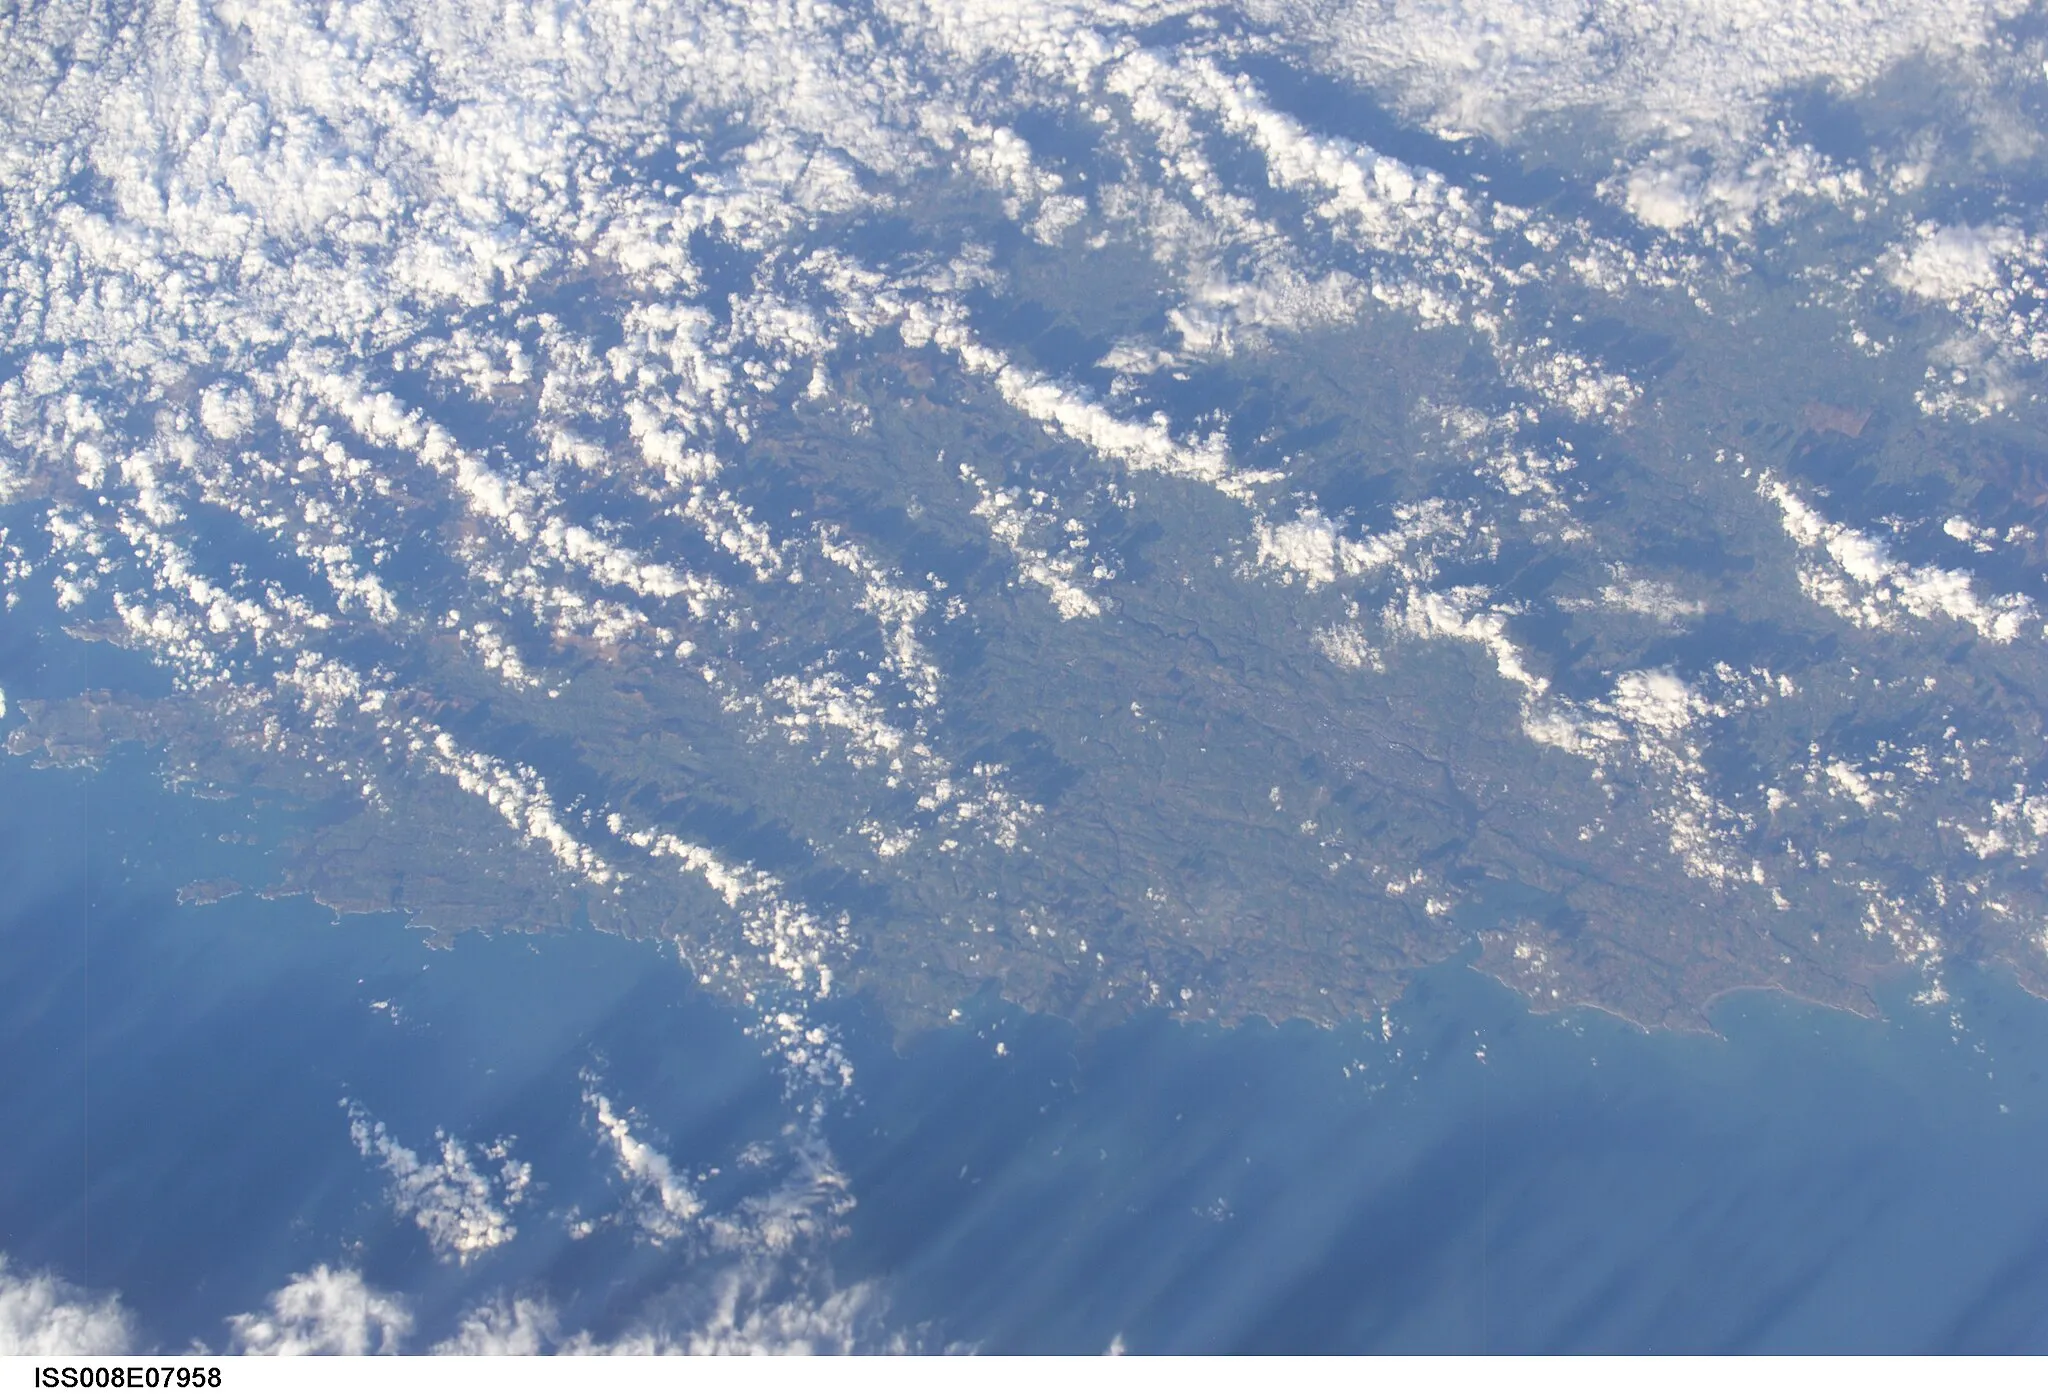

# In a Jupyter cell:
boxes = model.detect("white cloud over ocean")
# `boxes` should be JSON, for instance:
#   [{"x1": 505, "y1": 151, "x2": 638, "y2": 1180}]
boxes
[
  {"x1": 345, "y1": 1102, "x2": 532, "y2": 1263},
  {"x1": 0, "y1": 1257, "x2": 136, "y2": 1356},
  {"x1": 225, "y1": 1267, "x2": 415, "y2": 1356}
]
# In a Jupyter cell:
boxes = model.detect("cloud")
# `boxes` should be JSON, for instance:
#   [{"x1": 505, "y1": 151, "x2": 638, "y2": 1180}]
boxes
[
  {"x1": 431, "y1": 1296, "x2": 561, "y2": 1355},
  {"x1": 1599, "y1": 573, "x2": 1705, "y2": 625},
  {"x1": 442, "y1": 1136, "x2": 906, "y2": 1353},
  {"x1": 346, "y1": 1103, "x2": 529, "y2": 1264},
  {"x1": 1623, "y1": 163, "x2": 1705, "y2": 233},
  {"x1": 1611, "y1": 669, "x2": 1698, "y2": 734},
  {"x1": 1313, "y1": 621, "x2": 1383, "y2": 671},
  {"x1": 556, "y1": 1078, "x2": 907, "y2": 1352},
  {"x1": 426, "y1": 1270, "x2": 904, "y2": 1355},
  {"x1": 1255, "y1": 502, "x2": 1466, "y2": 589},
  {"x1": 960, "y1": 464, "x2": 1105, "y2": 620},
  {"x1": 1760, "y1": 472, "x2": 2039, "y2": 642},
  {"x1": 1559, "y1": 568, "x2": 1706, "y2": 625},
  {"x1": 557, "y1": 1268, "x2": 898, "y2": 1355},
  {"x1": 220, "y1": 1262, "x2": 903, "y2": 1355},
  {"x1": 1250, "y1": 0, "x2": 2028, "y2": 150},
  {"x1": 3, "y1": 0, "x2": 2042, "y2": 1107},
  {"x1": 224, "y1": 1267, "x2": 413, "y2": 1355},
  {"x1": 1387, "y1": 586, "x2": 1548, "y2": 697},
  {"x1": 1878, "y1": 223, "x2": 2046, "y2": 418},
  {"x1": 1886, "y1": 223, "x2": 2022, "y2": 302},
  {"x1": 580, "y1": 1077, "x2": 705, "y2": 1244},
  {"x1": 0, "y1": 1257, "x2": 138, "y2": 1356},
  {"x1": 197, "y1": 385, "x2": 254, "y2": 442}
]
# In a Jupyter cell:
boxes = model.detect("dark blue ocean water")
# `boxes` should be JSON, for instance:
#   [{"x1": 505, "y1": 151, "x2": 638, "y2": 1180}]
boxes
[{"x1": 5, "y1": 740, "x2": 2048, "y2": 1353}]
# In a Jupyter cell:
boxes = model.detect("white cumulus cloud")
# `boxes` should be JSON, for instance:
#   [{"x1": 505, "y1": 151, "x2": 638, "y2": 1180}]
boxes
[
  {"x1": 346, "y1": 1102, "x2": 530, "y2": 1264},
  {"x1": 1886, "y1": 223, "x2": 2022, "y2": 303},
  {"x1": 224, "y1": 1266, "x2": 413, "y2": 1355},
  {"x1": 0, "y1": 1257, "x2": 137, "y2": 1356},
  {"x1": 1250, "y1": 0, "x2": 2027, "y2": 150},
  {"x1": 581, "y1": 1075, "x2": 705, "y2": 1244}
]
